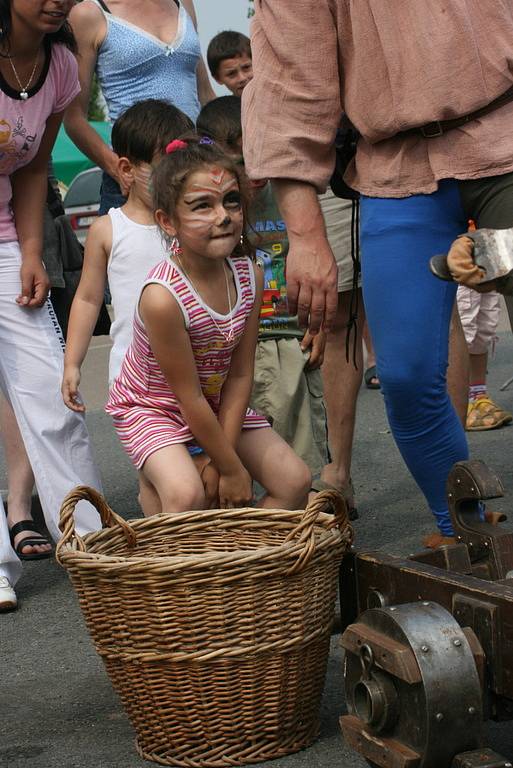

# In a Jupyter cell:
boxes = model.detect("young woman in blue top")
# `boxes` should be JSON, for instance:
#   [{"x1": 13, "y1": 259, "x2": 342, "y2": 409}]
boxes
[{"x1": 64, "y1": 0, "x2": 215, "y2": 212}]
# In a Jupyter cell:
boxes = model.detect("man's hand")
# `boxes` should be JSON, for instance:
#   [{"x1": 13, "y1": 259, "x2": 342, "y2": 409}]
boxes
[
  {"x1": 272, "y1": 179, "x2": 338, "y2": 335},
  {"x1": 17, "y1": 258, "x2": 50, "y2": 308},
  {"x1": 287, "y1": 235, "x2": 338, "y2": 335},
  {"x1": 300, "y1": 328, "x2": 326, "y2": 369}
]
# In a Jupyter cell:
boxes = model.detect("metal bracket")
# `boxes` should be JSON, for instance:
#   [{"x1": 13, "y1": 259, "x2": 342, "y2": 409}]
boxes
[
  {"x1": 447, "y1": 461, "x2": 513, "y2": 580},
  {"x1": 452, "y1": 748, "x2": 513, "y2": 768}
]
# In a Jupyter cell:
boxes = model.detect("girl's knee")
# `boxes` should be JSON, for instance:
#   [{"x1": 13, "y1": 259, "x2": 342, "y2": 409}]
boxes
[
  {"x1": 283, "y1": 458, "x2": 312, "y2": 506},
  {"x1": 160, "y1": 483, "x2": 206, "y2": 513}
]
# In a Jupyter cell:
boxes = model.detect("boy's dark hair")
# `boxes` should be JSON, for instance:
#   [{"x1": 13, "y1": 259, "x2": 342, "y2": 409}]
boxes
[
  {"x1": 152, "y1": 133, "x2": 253, "y2": 258},
  {"x1": 207, "y1": 31, "x2": 251, "y2": 78},
  {"x1": 196, "y1": 97, "x2": 242, "y2": 153},
  {"x1": 112, "y1": 100, "x2": 194, "y2": 164}
]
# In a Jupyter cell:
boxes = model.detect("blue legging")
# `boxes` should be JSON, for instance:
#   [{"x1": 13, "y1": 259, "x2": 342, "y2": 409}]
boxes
[{"x1": 360, "y1": 180, "x2": 469, "y2": 535}]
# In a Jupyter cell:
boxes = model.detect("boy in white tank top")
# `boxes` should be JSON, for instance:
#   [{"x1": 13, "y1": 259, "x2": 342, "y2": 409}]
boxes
[{"x1": 61, "y1": 99, "x2": 193, "y2": 402}]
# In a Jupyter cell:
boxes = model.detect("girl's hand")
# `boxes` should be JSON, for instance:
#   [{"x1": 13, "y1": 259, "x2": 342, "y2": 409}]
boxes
[
  {"x1": 61, "y1": 366, "x2": 85, "y2": 412},
  {"x1": 200, "y1": 460, "x2": 220, "y2": 509},
  {"x1": 17, "y1": 258, "x2": 50, "y2": 308},
  {"x1": 218, "y1": 465, "x2": 253, "y2": 509},
  {"x1": 301, "y1": 328, "x2": 326, "y2": 369}
]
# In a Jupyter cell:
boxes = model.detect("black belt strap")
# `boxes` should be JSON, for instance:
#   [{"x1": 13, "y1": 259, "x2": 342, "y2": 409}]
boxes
[{"x1": 406, "y1": 85, "x2": 513, "y2": 139}]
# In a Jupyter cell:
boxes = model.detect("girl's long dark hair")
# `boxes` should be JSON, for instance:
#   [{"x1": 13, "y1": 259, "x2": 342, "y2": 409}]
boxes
[{"x1": 0, "y1": 1, "x2": 77, "y2": 54}]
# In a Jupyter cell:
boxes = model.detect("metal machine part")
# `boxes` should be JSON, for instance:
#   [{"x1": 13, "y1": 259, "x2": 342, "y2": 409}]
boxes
[
  {"x1": 339, "y1": 460, "x2": 513, "y2": 767},
  {"x1": 341, "y1": 602, "x2": 484, "y2": 768}
]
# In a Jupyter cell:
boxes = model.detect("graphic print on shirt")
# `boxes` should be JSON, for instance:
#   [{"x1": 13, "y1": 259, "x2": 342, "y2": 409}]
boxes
[
  {"x1": 0, "y1": 116, "x2": 36, "y2": 173},
  {"x1": 247, "y1": 182, "x2": 301, "y2": 337}
]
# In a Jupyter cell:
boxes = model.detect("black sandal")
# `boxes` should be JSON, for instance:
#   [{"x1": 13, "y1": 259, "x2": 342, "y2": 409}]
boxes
[
  {"x1": 9, "y1": 520, "x2": 53, "y2": 561},
  {"x1": 364, "y1": 365, "x2": 381, "y2": 390}
]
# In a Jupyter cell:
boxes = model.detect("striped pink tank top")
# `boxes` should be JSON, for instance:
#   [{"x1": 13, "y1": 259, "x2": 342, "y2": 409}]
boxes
[{"x1": 106, "y1": 255, "x2": 268, "y2": 467}]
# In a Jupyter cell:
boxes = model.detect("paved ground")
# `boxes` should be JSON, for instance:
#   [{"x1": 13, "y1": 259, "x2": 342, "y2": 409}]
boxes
[{"x1": 2, "y1": 306, "x2": 513, "y2": 768}]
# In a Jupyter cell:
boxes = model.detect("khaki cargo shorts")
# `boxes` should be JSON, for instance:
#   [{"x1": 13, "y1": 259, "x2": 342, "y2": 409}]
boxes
[
  {"x1": 250, "y1": 337, "x2": 329, "y2": 476},
  {"x1": 319, "y1": 188, "x2": 361, "y2": 293}
]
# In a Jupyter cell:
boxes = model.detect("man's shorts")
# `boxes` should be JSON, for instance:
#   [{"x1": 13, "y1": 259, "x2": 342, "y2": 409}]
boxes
[
  {"x1": 319, "y1": 188, "x2": 361, "y2": 293},
  {"x1": 250, "y1": 337, "x2": 329, "y2": 476}
]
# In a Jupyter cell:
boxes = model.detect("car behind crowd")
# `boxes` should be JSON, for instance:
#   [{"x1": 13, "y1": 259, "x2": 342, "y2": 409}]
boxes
[{"x1": 63, "y1": 166, "x2": 102, "y2": 245}]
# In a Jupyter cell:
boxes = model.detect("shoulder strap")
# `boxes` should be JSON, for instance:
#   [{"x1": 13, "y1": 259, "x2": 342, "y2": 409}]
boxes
[{"x1": 95, "y1": 0, "x2": 111, "y2": 13}]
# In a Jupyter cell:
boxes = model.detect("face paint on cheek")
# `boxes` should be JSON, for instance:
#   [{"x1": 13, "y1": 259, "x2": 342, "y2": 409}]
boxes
[{"x1": 177, "y1": 206, "x2": 218, "y2": 241}]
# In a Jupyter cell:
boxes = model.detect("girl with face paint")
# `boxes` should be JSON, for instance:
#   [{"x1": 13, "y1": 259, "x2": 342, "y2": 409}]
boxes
[{"x1": 106, "y1": 136, "x2": 312, "y2": 516}]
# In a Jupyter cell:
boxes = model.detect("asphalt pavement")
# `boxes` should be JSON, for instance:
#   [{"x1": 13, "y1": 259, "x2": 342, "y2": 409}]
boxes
[{"x1": 2, "y1": 309, "x2": 513, "y2": 768}]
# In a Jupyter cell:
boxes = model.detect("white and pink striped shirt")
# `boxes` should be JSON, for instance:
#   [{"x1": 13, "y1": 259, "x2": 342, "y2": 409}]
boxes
[{"x1": 106, "y1": 255, "x2": 268, "y2": 468}]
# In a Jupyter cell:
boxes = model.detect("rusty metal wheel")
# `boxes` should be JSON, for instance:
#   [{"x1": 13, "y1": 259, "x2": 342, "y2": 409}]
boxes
[{"x1": 340, "y1": 602, "x2": 484, "y2": 768}]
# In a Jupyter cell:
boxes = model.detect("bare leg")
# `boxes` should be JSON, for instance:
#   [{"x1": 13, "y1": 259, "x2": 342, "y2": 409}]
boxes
[
  {"x1": 141, "y1": 444, "x2": 206, "y2": 514},
  {"x1": 320, "y1": 289, "x2": 363, "y2": 501},
  {"x1": 237, "y1": 427, "x2": 311, "y2": 509},
  {"x1": 469, "y1": 351, "x2": 488, "y2": 384},
  {"x1": 363, "y1": 319, "x2": 379, "y2": 386},
  {"x1": 447, "y1": 304, "x2": 469, "y2": 427},
  {"x1": 1, "y1": 396, "x2": 51, "y2": 556},
  {"x1": 137, "y1": 472, "x2": 163, "y2": 517}
]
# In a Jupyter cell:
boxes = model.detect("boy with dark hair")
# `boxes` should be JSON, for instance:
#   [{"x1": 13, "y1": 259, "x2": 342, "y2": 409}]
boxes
[
  {"x1": 197, "y1": 96, "x2": 332, "y2": 484},
  {"x1": 207, "y1": 31, "x2": 253, "y2": 97},
  {"x1": 63, "y1": 99, "x2": 194, "y2": 400},
  {"x1": 111, "y1": 98, "x2": 193, "y2": 164}
]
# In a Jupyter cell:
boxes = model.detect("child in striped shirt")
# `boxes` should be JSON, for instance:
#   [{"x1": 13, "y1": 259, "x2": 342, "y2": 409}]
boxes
[{"x1": 106, "y1": 136, "x2": 311, "y2": 514}]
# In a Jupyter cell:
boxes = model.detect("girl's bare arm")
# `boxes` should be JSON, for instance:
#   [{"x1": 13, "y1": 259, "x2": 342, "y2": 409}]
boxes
[
  {"x1": 65, "y1": 2, "x2": 120, "y2": 180},
  {"x1": 11, "y1": 111, "x2": 64, "y2": 307},
  {"x1": 141, "y1": 284, "x2": 247, "y2": 475},
  {"x1": 218, "y1": 264, "x2": 264, "y2": 447}
]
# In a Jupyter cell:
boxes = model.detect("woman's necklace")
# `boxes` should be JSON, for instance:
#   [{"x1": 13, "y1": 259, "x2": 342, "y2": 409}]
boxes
[
  {"x1": 175, "y1": 254, "x2": 235, "y2": 342},
  {"x1": 8, "y1": 49, "x2": 40, "y2": 100}
]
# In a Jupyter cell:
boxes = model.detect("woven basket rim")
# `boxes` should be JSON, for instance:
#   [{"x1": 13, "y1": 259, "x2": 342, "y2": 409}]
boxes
[{"x1": 57, "y1": 526, "x2": 345, "y2": 569}]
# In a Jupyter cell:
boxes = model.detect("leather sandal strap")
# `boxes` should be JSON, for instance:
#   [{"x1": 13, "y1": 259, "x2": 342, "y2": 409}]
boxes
[{"x1": 9, "y1": 520, "x2": 42, "y2": 540}]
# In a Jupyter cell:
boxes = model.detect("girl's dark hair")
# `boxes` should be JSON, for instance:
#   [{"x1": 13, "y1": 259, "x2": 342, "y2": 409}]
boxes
[
  {"x1": 196, "y1": 96, "x2": 242, "y2": 154},
  {"x1": 112, "y1": 100, "x2": 194, "y2": 164},
  {"x1": 152, "y1": 133, "x2": 253, "y2": 259},
  {"x1": 0, "y1": 0, "x2": 77, "y2": 53}
]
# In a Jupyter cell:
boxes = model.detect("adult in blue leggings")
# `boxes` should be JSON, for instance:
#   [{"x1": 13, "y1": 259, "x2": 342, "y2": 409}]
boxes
[
  {"x1": 361, "y1": 182, "x2": 468, "y2": 537},
  {"x1": 361, "y1": 173, "x2": 513, "y2": 537},
  {"x1": 243, "y1": 0, "x2": 513, "y2": 544}
]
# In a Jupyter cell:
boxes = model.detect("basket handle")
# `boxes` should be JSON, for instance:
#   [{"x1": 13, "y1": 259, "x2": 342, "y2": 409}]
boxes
[
  {"x1": 285, "y1": 489, "x2": 353, "y2": 573},
  {"x1": 56, "y1": 485, "x2": 137, "y2": 561}
]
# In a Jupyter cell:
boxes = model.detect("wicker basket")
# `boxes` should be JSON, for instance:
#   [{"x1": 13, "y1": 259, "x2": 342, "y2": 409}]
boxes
[{"x1": 56, "y1": 487, "x2": 353, "y2": 767}]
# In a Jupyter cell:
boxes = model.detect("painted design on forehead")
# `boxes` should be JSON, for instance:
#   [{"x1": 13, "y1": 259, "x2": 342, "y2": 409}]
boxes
[
  {"x1": 209, "y1": 166, "x2": 226, "y2": 186},
  {"x1": 187, "y1": 176, "x2": 239, "y2": 198}
]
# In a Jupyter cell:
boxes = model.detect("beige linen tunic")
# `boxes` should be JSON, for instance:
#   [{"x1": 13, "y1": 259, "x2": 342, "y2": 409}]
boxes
[{"x1": 243, "y1": 0, "x2": 513, "y2": 198}]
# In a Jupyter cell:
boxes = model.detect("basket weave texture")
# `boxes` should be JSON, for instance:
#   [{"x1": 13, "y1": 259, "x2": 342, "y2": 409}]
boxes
[{"x1": 56, "y1": 487, "x2": 353, "y2": 767}]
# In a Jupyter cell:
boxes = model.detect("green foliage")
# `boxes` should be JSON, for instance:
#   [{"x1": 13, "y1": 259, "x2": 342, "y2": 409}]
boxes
[
  {"x1": 88, "y1": 75, "x2": 106, "y2": 121},
  {"x1": 247, "y1": 0, "x2": 255, "y2": 19}
]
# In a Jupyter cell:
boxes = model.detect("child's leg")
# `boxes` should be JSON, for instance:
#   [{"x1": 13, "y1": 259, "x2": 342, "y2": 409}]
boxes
[
  {"x1": 141, "y1": 444, "x2": 206, "y2": 514},
  {"x1": 237, "y1": 427, "x2": 311, "y2": 510},
  {"x1": 138, "y1": 472, "x2": 163, "y2": 517}
]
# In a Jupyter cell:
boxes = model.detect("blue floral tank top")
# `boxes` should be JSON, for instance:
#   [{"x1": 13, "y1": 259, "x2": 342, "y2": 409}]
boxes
[{"x1": 91, "y1": 0, "x2": 201, "y2": 123}]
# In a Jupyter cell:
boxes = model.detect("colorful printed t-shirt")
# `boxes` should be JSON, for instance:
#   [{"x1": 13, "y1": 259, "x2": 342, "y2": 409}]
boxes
[
  {"x1": 247, "y1": 182, "x2": 301, "y2": 339},
  {"x1": 0, "y1": 43, "x2": 80, "y2": 242}
]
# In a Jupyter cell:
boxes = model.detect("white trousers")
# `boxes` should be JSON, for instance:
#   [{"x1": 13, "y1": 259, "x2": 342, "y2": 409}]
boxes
[{"x1": 0, "y1": 243, "x2": 102, "y2": 586}]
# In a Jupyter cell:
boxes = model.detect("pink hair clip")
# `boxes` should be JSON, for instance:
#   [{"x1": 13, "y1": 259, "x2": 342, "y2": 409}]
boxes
[{"x1": 166, "y1": 139, "x2": 188, "y2": 154}]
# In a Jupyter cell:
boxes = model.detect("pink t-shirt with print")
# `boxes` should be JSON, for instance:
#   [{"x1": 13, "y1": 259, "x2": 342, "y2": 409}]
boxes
[{"x1": 0, "y1": 43, "x2": 80, "y2": 242}]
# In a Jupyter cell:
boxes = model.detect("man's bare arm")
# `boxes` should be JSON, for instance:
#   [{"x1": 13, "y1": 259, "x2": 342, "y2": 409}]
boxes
[{"x1": 272, "y1": 179, "x2": 338, "y2": 334}]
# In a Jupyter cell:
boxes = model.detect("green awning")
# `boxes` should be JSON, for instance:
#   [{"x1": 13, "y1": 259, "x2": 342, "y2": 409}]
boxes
[{"x1": 52, "y1": 121, "x2": 111, "y2": 187}]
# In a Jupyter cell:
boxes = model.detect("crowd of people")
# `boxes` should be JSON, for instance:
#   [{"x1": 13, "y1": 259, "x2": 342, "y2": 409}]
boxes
[{"x1": 0, "y1": 0, "x2": 511, "y2": 618}]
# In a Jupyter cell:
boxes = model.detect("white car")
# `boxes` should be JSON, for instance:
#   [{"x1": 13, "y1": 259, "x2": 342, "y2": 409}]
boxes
[{"x1": 63, "y1": 167, "x2": 102, "y2": 245}]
